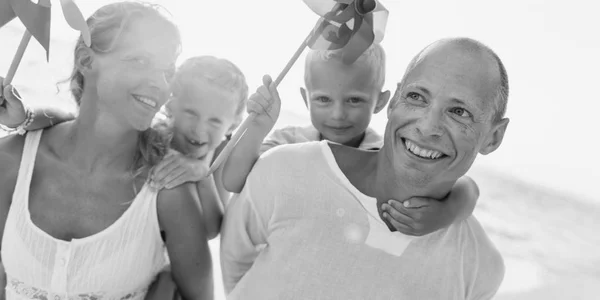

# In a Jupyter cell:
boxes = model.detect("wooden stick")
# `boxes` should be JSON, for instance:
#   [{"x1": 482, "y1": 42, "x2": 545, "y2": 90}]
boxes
[
  {"x1": 3, "y1": 31, "x2": 32, "y2": 86},
  {"x1": 206, "y1": 24, "x2": 321, "y2": 176}
]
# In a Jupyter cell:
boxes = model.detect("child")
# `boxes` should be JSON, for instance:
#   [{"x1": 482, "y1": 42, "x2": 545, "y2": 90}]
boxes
[
  {"x1": 221, "y1": 43, "x2": 481, "y2": 235},
  {"x1": 0, "y1": 55, "x2": 249, "y2": 239}
]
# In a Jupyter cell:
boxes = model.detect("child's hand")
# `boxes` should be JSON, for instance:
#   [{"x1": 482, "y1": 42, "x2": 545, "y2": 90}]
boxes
[
  {"x1": 151, "y1": 150, "x2": 209, "y2": 190},
  {"x1": 0, "y1": 78, "x2": 27, "y2": 128},
  {"x1": 248, "y1": 74, "x2": 281, "y2": 131},
  {"x1": 381, "y1": 197, "x2": 456, "y2": 236}
]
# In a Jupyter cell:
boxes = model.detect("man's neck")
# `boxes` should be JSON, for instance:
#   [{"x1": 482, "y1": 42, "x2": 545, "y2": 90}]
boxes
[
  {"x1": 371, "y1": 151, "x2": 455, "y2": 202},
  {"x1": 330, "y1": 143, "x2": 454, "y2": 202}
]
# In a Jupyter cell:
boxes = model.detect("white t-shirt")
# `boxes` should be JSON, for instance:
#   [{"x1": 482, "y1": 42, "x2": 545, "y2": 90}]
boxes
[
  {"x1": 260, "y1": 124, "x2": 382, "y2": 154},
  {"x1": 221, "y1": 141, "x2": 505, "y2": 300}
]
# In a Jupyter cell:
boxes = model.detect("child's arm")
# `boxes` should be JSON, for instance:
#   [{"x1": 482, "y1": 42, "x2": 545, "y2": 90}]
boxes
[
  {"x1": 222, "y1": 75, "x2": 281, "y2": 194},
  {"x1": 212, "y1": 139, "x2": 232, "y2": 207},
  {"x1": 381, "y1": 176, "x2": 479, "y2": 236},
  {"x1": 0, "y1": 81, "x2": 74, "y2": 132},
  {"x1": 151, "y1": 150, "x2": 223, "y2": 240},
  {"x1": 195, "y1": 175, "x2": 224, "y2": 240}
]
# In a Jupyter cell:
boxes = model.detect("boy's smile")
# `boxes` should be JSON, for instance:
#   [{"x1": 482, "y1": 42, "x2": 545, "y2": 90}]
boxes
[{"x1": 169, "y1": 80, "x2": 239, "y2": 159}]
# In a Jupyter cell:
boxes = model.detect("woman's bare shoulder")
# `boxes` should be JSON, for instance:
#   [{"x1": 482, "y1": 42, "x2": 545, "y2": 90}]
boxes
[{"x1": 0, "y1": 133, "x2": 26, "y2": 205}]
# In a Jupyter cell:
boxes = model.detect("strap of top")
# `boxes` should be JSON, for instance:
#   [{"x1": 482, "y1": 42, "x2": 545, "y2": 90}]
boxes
[{"x1": 12, "y1": 130, "x2": 43, "y2": 206}]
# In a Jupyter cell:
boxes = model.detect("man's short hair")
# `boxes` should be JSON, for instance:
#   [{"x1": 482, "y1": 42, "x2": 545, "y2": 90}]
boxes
[
  {"x1": 304, "y1": 43, "x2": 386, "y2": 89},
  {"x1": 399, "y1": 38, "x2": 508, "y2": 123}
]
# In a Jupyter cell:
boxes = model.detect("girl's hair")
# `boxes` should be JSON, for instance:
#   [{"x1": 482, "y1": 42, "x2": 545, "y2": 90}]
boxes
[{"x1": 67, "y1": 1, "x2": 182, "y2": 178}]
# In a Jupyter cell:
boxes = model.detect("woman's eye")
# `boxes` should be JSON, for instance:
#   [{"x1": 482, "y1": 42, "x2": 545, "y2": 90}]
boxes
[{"x1": 449, "y1": 107, "x2": 472, "y2": 118}]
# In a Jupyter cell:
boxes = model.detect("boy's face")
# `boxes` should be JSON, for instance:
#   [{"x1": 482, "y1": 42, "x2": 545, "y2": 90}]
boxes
[
  {"x1": 169, "y1": 80, "x2": 239, "y2": 159},
  {"x1": 302, "y1": 58, "x2": 389, "y2": 146}
]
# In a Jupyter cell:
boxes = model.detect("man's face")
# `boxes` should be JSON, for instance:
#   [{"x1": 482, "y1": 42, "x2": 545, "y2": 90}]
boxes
[
  {"x1": 302, "y1": 58, "x2": 388, "y2": 146},
  {"x1": 170, "y1": 80, "x2": 239, "y2": 159},
  {"x1": 384, "y1": 44, "x2": 508, "y2": 188}
]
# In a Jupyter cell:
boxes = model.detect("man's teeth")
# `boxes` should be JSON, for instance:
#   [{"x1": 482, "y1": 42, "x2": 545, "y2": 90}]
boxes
[
  {"x1": 134, "y1": 95, "x2": 157, "y2": 108},
  {"x1": 404, "y1": 139, "x2": 444, "y2": 159}
]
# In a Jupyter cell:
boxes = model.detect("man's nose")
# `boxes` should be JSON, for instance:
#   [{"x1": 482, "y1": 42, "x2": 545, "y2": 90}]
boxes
[{"x1": 417, "y1": 107, "x2": 444, "y2": 138}]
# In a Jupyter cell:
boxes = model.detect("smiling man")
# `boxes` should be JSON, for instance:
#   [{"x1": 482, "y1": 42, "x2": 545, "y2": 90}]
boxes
[{"x1": 220, "y1": 37, "x2": 509, "y2": 300}]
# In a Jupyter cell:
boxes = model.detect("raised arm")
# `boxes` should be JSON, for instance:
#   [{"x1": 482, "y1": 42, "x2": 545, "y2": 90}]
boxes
[
  {"x1": 221, "y1": 75, "x2": 281, "y2": 193},
  {"x1": 157, "y1": 183, "x2": 213, "y2": 300},
  {"x1": 0, "y1": 82, "x2": 74, "y2": 132}
]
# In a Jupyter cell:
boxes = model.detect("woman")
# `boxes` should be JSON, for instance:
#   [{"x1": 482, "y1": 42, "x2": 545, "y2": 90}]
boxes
[{"x1": 0, "y1": 2, "x2": 212, "y2": 299}]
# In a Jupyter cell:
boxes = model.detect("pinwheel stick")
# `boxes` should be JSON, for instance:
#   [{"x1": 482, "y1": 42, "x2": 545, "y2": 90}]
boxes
[
  {"x1": 206, "y1": 19, "x2": 326, "y2": 176},
  {"x1": 2, "y1": 0, "x2": 51, "y2": 86},
  {"x1": 3, "y1": 31, "x2": 32, "y2": 85}
]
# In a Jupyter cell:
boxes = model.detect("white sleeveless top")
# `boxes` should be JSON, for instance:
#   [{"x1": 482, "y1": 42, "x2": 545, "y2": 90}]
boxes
[{"x1": 1, "y1": 130, "x2": 168, "y2": 300}]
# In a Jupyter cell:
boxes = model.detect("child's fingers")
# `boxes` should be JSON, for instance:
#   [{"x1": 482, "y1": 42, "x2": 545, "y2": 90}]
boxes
[
  {"x1": 163, "y1": 168, "x2": 188, "y2": 190},
  {"x1": 386, "y1": 199, "x2": 413, "y2": 215},
  {"x1": 262, "y1": 74, "x2": 273, "y2": 87},
  {"x1": 382, "y1": 203, "x2": 414, "y2": 224},
  {"x1": 252, "y1": 94, "x2": 272, "y2": 110},
  {"x1": 257, "y1": 85, "x2": 272, "y2": 104},
  {"x1": 152, "y1": 159, "x2": 179, "y2": 183},
  {"x1": 247, "y1": 94, "x2": 266, "y2": 115},
  {"x1": 403, "y1": 197, "x2": 431, "y2": 209},
  {"x1": 247, "y1": 93, "x2": 271, "y2": 115},
  {"x1": 383, "y1": 212, "x2": 414, "y2": 235}
]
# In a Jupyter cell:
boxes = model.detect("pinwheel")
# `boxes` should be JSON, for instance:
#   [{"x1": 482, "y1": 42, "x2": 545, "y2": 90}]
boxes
[
  {"x1": 0, "y1": 0, "x2": 90, "y2": 85},
  {"x1": 207, "y1": 0, "x2": 389, "y2": 175}
]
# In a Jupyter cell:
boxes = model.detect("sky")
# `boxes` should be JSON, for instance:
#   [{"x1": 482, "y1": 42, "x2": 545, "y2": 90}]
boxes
[{"x1": 2, "y1": 0, "x2": 598, "y2": 201}]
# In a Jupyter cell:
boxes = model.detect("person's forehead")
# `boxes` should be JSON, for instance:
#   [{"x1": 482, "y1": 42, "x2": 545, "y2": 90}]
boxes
[
  {"x1": 176, "y1": 83, "x2": 238, "y2": 113},
  {"x1": 307, "y1": 59, "x2": 380, "y2": 93},
  {"x1": 405, "y1": 46, "x2": 499, "y2": 107},
  {"x1": 114, "y1": 16, "x2": 179, "y2": 60}
]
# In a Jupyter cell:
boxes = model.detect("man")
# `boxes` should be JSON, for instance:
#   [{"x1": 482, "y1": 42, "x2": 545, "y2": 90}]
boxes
[{"x1": 220, "y1": 37, "x2": 509, "y2": 300}]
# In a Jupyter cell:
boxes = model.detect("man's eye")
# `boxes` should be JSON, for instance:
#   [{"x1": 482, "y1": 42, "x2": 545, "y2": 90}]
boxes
[
  {"x1": 449, "y1": 107, "x2": 472, "y2": 118},
  {"x1": 406, "y1": 92, "x2": 424, "y2": 102}
]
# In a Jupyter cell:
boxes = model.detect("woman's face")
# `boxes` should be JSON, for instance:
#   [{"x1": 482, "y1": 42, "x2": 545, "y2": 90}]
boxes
[{"x1": 91, "y1": 15, "x2": 179, "y2": 131}]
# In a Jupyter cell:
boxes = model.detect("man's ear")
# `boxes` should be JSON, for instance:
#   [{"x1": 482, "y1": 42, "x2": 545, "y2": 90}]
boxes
[
  {"x1": 480, "y1": 118, "x2": 509, "y2": 155},
  {"x1": 374, "y1": 90, "x2": 391, "y2": 114},
  {"x1": 387, "y1": 88, "x2": 401, "y2": 117},
  {"x1": 300, "y1": 87, "x2": 308, "y2": 109}
]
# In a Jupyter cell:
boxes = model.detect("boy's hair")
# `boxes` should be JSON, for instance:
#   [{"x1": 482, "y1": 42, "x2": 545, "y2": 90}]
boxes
[
  {"x1": 304, "y1": 43, "x2": 386, "y2": 89},
  {"x1": 171, "y1": 56, "x2": 249, "y2": 118}
]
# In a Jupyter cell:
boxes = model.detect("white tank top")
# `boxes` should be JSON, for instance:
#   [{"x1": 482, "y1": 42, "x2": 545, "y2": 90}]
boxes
[{"x1": 1, "y1": 130, "x2": 168, "y2": 299}]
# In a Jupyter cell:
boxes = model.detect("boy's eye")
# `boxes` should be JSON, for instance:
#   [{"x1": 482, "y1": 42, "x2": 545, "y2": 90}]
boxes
[
  {"x1": 314, "y1": 96, "x2": 331, "y2": 103},
  {"x1": 449, "y1": 107, "x2": 472, "y2": 118},
  {"x1": 348, "y1": 97, "x2": 363, "y2": 104},
  {"x1": 405, "y1": 92, "x2": 424, "y2": 102}
]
